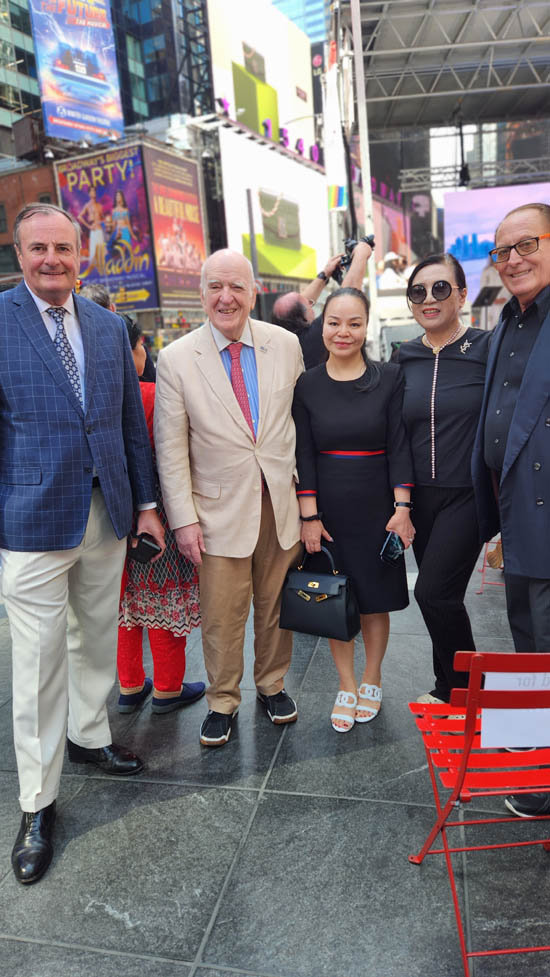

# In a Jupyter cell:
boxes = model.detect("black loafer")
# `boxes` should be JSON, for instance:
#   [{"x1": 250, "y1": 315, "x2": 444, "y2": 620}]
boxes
[
  {"x1": 12, "y1": 801, "x2": 56, "y2": 885},
  {"x1": 257, "y1": 689, "x2": 298, "y2": 724},
  {"x1": 505, "y1": 792, "x2": 550, "y2": 818},
  {"x1": 199, "y1": 709, "x2": 238, "y2": 747},
  {"x1": 67, "y1": 739, "x2": 144, "y2": 775}
]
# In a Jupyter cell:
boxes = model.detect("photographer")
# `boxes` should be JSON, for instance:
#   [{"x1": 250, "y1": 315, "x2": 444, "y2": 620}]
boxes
[{"x1": 272, "y1": 239, "x2": 373, "y2": 369}]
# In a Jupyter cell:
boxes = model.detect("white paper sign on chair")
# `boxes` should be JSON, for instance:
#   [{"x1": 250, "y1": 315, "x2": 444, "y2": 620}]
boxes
[{"x1": 481, "y1": 672, "x2": 550, "y2": 747}]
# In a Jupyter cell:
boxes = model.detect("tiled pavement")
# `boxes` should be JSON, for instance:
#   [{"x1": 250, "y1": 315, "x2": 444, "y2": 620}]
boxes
[{"x1": 0, "y1": 554, "x2": 548, "y2": 977}]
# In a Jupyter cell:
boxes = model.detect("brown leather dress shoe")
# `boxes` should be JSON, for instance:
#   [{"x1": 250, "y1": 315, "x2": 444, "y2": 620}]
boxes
[
  {"x1": 12, "y1": 801, "x2": 56, "y2": 885},
  {"x1": 67, "y1": 740, "x2": 143, "y2": 775}
]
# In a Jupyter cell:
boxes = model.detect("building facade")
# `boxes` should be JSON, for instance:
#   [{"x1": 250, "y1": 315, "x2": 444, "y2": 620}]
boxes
[
  {"x1": 271, "y1": 0, "x2": 329, "y2": 43},
  {"x1": 0, "y1": 1, "x2": 214, "y2": 147}
]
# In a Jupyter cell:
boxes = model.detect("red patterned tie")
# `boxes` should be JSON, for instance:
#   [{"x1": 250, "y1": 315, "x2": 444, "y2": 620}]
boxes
[{"x1": 229, "y1": 341, "x2": 255, "y2": 438}]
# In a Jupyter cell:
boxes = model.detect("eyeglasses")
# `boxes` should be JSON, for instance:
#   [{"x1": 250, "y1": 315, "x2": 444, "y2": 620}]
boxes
[
  {"x1": 407, "y1": 280, "x2": 462, "y2": 305},
  {"x1": 488, "y1": 234, "x2": 550, "y2": 264}
]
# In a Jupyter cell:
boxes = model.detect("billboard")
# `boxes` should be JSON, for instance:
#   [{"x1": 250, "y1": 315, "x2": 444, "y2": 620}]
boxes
[
  {"x1": 141, "y1": 148, "x2": 206, "y2": 308},
  {"x1": 29, "y1": 0, "x2": 124, "y2": 145},
  {"x1": 56, "y1": 144, "x2": 158, "y2": 312},
  {"x1": 444, "y1": 182, "x2": 550, "y2": 306},
  {"x1": 219, "y1": 125, "x2": 330, "y2": 280},
  {"x1": 207, "y1": 0, "x2": 316, "y2": 156}
]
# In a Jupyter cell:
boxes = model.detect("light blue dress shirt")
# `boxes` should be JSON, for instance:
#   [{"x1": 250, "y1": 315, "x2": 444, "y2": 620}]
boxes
[{"x1": 210, "y1": 320, "x2": 260, "y2": 438}]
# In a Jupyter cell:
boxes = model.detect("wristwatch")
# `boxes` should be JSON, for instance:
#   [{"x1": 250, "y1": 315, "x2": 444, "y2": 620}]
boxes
[{"x1": 317, "y1": 270, "x2": 328, "y2": 282}]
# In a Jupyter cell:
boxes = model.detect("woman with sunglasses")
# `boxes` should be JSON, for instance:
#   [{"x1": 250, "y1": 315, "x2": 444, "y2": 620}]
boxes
[
  {"x1": 396, "y1": 253, "x2": 491, "y2": 704},
  {"x1": 293, "y1": 287, "x2": 414, "y2": 732}
]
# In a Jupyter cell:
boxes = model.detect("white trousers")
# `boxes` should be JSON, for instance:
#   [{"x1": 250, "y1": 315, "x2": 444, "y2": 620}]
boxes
[{"x1": 1, "y1": 489, "x2": 126, "y2": 812}]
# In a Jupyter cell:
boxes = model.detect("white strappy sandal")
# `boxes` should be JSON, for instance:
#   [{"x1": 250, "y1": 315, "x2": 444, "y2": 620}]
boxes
[
  {"x1": 331, "y1": 690, "x2": 357, "y2": 733},
  {"x1": 356, "y1": 683, "x2": 382, "y2": 723}
]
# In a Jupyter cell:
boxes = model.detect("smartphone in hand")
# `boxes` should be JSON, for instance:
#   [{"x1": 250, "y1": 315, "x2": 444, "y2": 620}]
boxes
[
  {"x1": 128, "y1": 532, "x2": 162, "y2": 563},
  {"x1": 380, "y1": 531, "x2": 404, "y2": 565}
]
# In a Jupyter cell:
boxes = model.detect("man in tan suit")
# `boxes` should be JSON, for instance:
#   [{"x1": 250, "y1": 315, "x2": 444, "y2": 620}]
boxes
[{"x1": 154, "y1": 249, "x2": 303, "y2": 746}]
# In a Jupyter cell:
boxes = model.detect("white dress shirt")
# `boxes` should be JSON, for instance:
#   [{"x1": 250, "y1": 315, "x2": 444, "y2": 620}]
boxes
[{"x1": 25, "y1": 283, "x2": 86, "y2": 402}]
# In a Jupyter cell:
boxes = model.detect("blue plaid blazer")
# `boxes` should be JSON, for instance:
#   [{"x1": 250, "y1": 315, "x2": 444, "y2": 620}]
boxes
[{"x1": 0, "y1": 282, "x2": 156, "y2": 551}]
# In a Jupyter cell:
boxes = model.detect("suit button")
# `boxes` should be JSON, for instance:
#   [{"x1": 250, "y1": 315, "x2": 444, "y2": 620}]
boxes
[
  {"x1": 546, "y1": 419, "x2": 550, "y2": 427},
  {"x1": 84, "y1": 466, "x2": 92, "y2": 473},
  {"x1": 86, "y1": 426, "x2": 93, "y2": 435},
  {"x1": 536, "y1": 498, "x2": 544, "y2": 506},
  {"x1": 534, "y1": 462, "x2": 542, "y2": 471}
]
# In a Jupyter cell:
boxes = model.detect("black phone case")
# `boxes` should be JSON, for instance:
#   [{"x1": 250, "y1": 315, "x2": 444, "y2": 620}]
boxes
[{"x1": 128, "y1": 533, "x2": 161, "y2": 564}]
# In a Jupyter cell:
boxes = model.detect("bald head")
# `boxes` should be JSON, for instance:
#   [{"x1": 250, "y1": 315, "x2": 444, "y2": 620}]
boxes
[
  {"x1": 272, "y1": 292, "x2": 303, "y2": 320},
  {"x1": 271, "y1": 291, "x2": 313, "y2": 334},
  {"x1": 200, "y1": 249, "x2": 257, "y2": 340},
  {"x1": 201, "y1": 249, "x2": 254, "y2": 292}
]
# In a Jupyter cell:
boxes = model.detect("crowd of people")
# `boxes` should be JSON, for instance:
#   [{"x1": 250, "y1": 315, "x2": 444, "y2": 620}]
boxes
[{"x1": 1, "y1": 198, "x2": 550, "y2": 888}]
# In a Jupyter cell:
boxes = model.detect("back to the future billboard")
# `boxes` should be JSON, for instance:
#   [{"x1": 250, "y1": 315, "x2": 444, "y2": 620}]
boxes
[{"x1": 29, "y1": 0, "x2": 124, "y2": 145}]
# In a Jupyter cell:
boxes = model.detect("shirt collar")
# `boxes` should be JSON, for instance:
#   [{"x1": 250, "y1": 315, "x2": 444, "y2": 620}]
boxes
[
  {"x1": 24, "y1": 281, "x2": 76, "y2": 318},
  {"x1": 209, "y1": 319, "x2": 253, "y2": 352},
  {"x1": 504, "y1": 283, "x2": 550, "y2": 323}
]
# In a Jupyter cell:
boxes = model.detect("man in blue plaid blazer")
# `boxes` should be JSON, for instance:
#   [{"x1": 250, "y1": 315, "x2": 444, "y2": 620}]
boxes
[{"x1": 0, "y1": 203, "x2": 164, "y2": 885}]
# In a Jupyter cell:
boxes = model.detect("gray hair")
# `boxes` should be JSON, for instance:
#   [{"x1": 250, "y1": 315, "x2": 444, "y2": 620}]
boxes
[
  {"x1": 79, "y1": 283, "x2": 112, "y2": 308},
  {"x1": 13, "y1": 202, "x2": 81, "y2": 250}
]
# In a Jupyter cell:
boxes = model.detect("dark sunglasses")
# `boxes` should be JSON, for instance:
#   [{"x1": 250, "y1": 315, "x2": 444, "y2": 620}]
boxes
[{"x1": 407, "y1": 280, "x2": 462, "y2": 305}]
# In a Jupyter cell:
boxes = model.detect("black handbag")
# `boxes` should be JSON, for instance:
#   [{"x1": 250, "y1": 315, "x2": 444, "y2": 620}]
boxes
[{"x1": 279, "y1": 546, "x2": 360, "y2": 641}]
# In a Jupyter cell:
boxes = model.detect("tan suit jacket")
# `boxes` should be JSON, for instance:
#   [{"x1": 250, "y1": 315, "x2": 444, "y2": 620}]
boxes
[{"x1": 154, "y1": 318, "x2": 303, "y2": 558}]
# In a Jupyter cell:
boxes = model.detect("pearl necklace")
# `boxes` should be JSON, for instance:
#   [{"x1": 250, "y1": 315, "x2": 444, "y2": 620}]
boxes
[{"x1": 422, "y1": 323, "x2": 464, "y2": 479}]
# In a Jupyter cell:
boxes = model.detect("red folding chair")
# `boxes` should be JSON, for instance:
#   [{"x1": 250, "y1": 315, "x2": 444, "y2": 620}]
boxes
[{"x1": 409, "y1": 651, "x2": 550, "y2": 976}]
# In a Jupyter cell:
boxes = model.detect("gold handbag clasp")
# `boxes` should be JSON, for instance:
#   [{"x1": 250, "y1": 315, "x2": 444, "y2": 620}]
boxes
[
  {"x1": 308, "y1": 581, "x2": 319, "y2": 589},
  {"x1": 297, "y1": 590, "x2": 311, "y2": 601},
  {"x1": 315, "y1": 594, "x2": 328, "y2": 603}
]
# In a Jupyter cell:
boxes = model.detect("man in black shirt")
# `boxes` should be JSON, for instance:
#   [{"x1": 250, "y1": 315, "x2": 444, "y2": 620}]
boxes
[
  {"x1": 472, "y1": 202, "x2": 550, "y2": 817},
  {"x1": 272, "y1": 241, "x2": 373, "y2": 369}
]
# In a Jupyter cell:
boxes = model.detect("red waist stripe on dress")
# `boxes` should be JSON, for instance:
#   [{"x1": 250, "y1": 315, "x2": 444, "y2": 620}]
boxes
[{"x1": 319, "y1": 450, "x2": 386, "y2": 457}]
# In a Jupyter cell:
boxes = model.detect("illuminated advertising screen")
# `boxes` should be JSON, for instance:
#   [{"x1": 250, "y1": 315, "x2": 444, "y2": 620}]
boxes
[
  {"x1": 207, "y1": 0, "x2": 316, "y2": 156},
  {"x1": 219, "y1": 125, "x2": 330, "y2": 280},
  {"x1": 444, "y1": 182, "x2": 550, "y2": 307},
  {"x1": 56, "y1": 145, "x2": 158, "y2": 311},
  {"x1": 29, "y1": 0, "x2": 124, "y2": 144},
  {"x1": 141, "y1": 148, "x2": 206, "y2": 308}
]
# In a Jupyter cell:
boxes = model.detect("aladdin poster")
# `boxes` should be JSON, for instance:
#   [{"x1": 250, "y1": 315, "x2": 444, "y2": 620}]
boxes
[{"x1": 56, "y1": 144, "x2": 158, "y2": 311}]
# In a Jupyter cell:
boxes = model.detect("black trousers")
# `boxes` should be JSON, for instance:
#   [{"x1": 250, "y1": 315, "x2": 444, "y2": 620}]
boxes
[
  {"x1": 504, "y1": 574, "x2": 550, "y2": 652},
  {"x1": 412, "y1": 485, "x2": 482, "y2": 701}
]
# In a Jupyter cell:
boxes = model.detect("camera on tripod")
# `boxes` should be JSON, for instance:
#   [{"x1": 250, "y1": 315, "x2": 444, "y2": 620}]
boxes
[{"x1": 331, "y1": 234, "x2": 375, "y2": 285}]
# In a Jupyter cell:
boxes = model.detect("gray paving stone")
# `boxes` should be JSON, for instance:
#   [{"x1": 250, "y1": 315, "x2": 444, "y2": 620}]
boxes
[
  {"x1": 202, "y1": 792, "x2": 464, "y2": 977},
  {"x1": 0, "y1": 781, "x2": 255, "y2": 961},
  {"x1": 267, "y1": 689, "x2": 436, "y2": 802},
  {"x1": 117, "y1": 690, "x2": 297, "y2": 790},
  {"x1": 0, "y1": 940, "x2": 191, "y2": 977}
]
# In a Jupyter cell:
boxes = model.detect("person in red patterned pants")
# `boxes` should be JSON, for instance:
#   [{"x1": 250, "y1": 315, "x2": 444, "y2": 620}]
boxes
[{"x1": 117, "y1": 318, "x2": 205, "y2": 714}]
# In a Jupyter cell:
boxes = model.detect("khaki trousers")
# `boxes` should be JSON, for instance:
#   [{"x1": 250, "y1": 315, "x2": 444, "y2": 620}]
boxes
[
  {"x1": 1, "y1": 488, "x2": 126, "y2": 812},
  {"x1": 198, "y1": 492, "x2": 301, "y2": 713}
]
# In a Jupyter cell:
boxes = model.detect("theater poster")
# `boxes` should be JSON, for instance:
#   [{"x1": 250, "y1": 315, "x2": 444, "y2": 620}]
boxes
[
  {"x1": 55, "y1": 144, "x2": 158, "y2": 312},
  {"x1": 142, "y1": 147, "x2": 206, "y2": 308},
  {"x1": 29, "y1": 0, "x2": 124, "y2": 144}
]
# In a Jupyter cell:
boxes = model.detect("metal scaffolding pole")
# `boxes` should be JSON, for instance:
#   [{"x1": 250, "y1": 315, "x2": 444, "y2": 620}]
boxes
[{"x1": 349, "y1": 0, "x2": 379, "y2": 355}]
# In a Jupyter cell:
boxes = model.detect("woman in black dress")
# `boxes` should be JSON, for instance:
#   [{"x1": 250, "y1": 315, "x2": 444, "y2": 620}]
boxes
[
  {"x1": 293, "y1": 287, "x2": 415, "y2": 732},
  {"x1": 396, "y1": 253, "x2": 491, "y2": 703}
]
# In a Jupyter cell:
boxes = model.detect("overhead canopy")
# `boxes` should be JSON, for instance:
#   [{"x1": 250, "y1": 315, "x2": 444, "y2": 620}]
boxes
[{"x1": 340, "y1": 0, "x2": 550, "y2": 131}]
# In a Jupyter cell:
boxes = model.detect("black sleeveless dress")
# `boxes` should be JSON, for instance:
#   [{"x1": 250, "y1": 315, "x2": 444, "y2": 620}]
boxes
[{"x1": 292, "y1": 362, "x2": 413, "y2": 613}]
